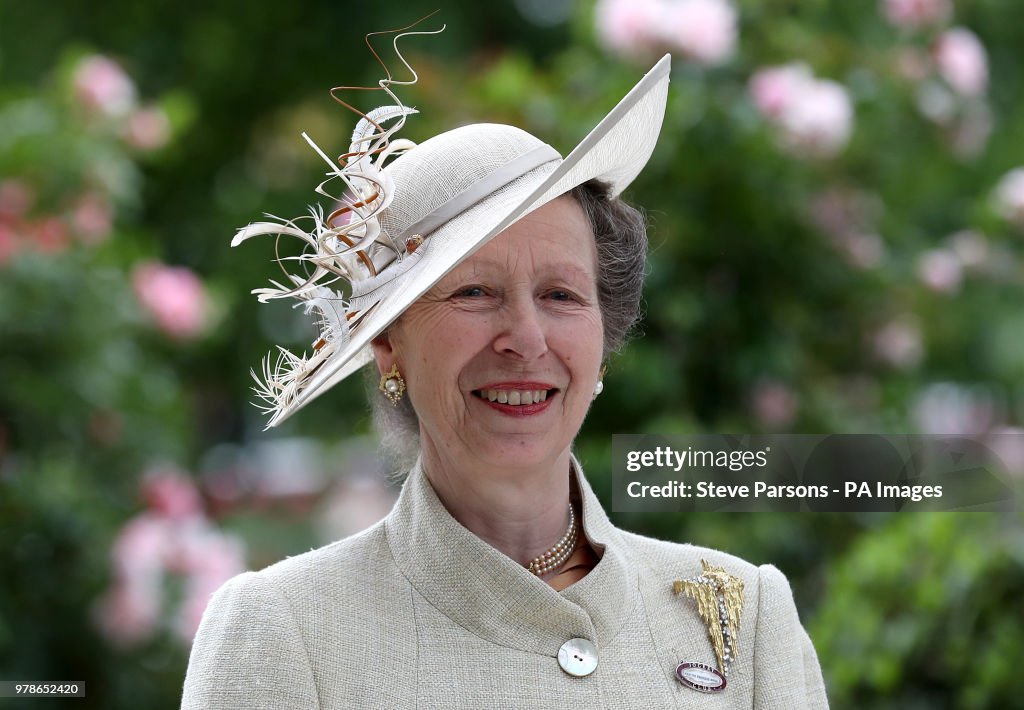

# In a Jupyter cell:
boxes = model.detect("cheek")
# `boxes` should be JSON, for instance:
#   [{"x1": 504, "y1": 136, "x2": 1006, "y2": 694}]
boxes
[
  {"x1": 562, "y1": 311, "x2": 604, "y2": 362},
  {"x1": 548, "y1": 311, "x2": 604, "y2": 394},
  {"x1": 391, "y1": 310, "x2": 482, "y2": 390}
]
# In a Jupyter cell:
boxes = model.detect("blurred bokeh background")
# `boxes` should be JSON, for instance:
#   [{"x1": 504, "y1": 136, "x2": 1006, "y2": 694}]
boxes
[{"x1": 2, "y1": 0, "x2": 1023, "y2": 707}]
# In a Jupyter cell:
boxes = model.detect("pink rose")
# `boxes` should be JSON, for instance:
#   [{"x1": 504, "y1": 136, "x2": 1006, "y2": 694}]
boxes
[
  {"x1": 873, "y1": 318, "x2": 924, "y2": 369},
  {"x1": 175, "y1": 584, "x2": 213, "y2": 644},
  {"x1": 124, "y1": 106, "x2": 171, "y2": 151},
  {"x1": 72, "y1": 55, "x2": 137, "y2": 118},
  {"x1": 70, "y1": 191, "x2": 113, "y2": 244},
  {"x1": 179, "y1": 527, "x2": 246, "y2": 581},
  {"x1": 750, "y1": 65, "x2": 853, "y2": 157},
  {"x1": 0, "y1": 180, "x2": 33, "y2": 222},
  {"x1": 142, "y1": 467, "x2": 204, "y2": 520},
  {"x1": 934, "y1": 27, "x2": 988, "y2": 97},
  {"x1": 95, "y1": 578, "x2": 162, "y2": 647},
  {"x1": 174, "y1": 530, "x2": 245, "y2": 642},
  {"x1": 99, "y1": 511, "x2": 245, "y2": 646},
  {"x1": 881, "y1": 0, "x2": 952, "y2": 29},
  {"x1": 750, "y1": 64, "x2": 814, "y2": 120},
  {"x1": 777, "y1": 78, "x2": 853, "y2": 157},
  {"x1": 132, "y1": 261, "x2": 209, "y2": 340},
  {"x1": 657, "y1": 0, "x2": 738, "y2": 66},
  {"x1": 111, "y1": 514, "x2": 173, "y2": 579},
  {"x1": 0, "y1": 224, "x2": 18, "y2": 266},
  {"x1": 916, "y1": 248, "x2": 963, "y2": 294},
  {"x1": 103, "y1": 514, "x2": 171, "y2": 642},
  {"x1": 992, "y1": 168, "x2": 1024, "y2": 227},
  {"x1": 752, "y1": 380, "x2": 798, "y2": 429},
  {"x1": 594, "y1": 0, "x2": 664, "y2": 60},
  {"x1": 97, "y1": 469, "x2": 247, "y2": 648},
  {"x1": 28, "y1": 217, "x2": 70, "y2": 254}
]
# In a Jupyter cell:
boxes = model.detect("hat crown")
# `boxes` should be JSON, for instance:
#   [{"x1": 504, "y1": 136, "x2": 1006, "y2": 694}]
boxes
[{"x1": 380, "y1": 123, "x2": 556, "y2": 240}]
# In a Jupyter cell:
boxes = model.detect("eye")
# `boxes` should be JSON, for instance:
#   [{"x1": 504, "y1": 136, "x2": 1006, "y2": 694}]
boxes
[
  {"x1": 454, "y1": 285, "x2": 487, "y2": 298},
  {"x1": 546, "y1": 289, "x2": 575, "y2": 302}
]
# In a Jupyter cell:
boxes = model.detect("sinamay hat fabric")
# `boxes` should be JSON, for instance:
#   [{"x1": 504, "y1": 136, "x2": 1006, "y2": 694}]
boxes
[{"x1": 237, "y1": 54, "x2": 671, "y2": 427}]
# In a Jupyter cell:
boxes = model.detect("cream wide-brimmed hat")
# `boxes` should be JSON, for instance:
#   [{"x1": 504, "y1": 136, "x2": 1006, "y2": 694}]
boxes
[{"x1": 235, "y1": 53, "x2": 671, "y2": 428}]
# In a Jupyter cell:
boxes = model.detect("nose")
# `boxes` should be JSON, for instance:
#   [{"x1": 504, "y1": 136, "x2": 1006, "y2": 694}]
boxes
[{"x1": 492, "y1": 296, "x2": 549, "y2": 361}]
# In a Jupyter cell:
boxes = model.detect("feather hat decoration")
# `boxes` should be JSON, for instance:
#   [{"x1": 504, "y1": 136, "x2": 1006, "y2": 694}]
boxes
[
  {"x1": 234, "y1": 19, "x2": 672, "y2": 427},
  {"x1": 232, "y1": 20, "x2": 441, "y2": 419}
]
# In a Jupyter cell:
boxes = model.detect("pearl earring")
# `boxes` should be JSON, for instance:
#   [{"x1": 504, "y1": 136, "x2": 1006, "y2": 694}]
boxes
[
  {"x1": 379, "y1": 364, "x2": 406, "y2": 405},
  {"x1": 593, "y1": 366, "x2": 607, "y2": 398}
]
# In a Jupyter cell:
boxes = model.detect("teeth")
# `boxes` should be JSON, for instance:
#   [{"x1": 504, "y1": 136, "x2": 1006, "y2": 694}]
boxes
[{"x1": 481, "y1": 389, "x2": 549, "y2": 405}]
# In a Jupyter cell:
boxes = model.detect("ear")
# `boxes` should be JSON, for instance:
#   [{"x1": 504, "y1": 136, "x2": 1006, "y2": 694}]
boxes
[{"x1": 370, "y1": 330, "x2": 396, "y2": 376}]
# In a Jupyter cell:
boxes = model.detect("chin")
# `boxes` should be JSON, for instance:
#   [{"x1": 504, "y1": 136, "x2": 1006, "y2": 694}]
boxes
[{"x1": 472, "y1": 436, "x2": 569, "y2": 471}]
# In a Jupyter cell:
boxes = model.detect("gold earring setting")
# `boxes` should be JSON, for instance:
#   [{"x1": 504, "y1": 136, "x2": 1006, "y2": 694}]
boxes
[{"x1": 379, "y1": 364, "x2": 406, "y2": 405}]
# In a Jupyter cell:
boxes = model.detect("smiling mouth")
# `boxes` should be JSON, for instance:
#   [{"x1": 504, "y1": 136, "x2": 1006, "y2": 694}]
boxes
[{"x1": 472, "y1": 388, "x2": 558, "y2": 405}]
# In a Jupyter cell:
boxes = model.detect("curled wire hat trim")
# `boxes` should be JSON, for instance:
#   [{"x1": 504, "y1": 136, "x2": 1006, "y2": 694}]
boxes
[{"x1": 231, "y1": 22, "x2": 447, "y2": 418}]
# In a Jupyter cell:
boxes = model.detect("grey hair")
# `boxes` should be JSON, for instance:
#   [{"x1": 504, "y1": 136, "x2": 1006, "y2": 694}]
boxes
[
  {"x1": 368, "y1": 179, "x2": 648, "y2": 473},
  {"x1": 573, "y1": 179, "x2": 649, "y2": 357}
]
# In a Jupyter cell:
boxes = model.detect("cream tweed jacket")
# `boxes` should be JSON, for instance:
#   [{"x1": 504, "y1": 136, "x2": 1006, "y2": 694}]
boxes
[{"x1": 181, "y1": 459, "x2": 829, "y2": 709}]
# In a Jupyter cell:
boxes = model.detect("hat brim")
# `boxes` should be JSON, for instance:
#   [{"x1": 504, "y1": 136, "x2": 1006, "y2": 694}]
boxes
[{"x1": 268, "y1": 54, "x2": 671, "y2": 427}]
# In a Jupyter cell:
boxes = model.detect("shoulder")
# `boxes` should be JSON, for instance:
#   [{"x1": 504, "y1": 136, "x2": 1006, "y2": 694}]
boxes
[
  {"x1": 617, "y1": 528, "x2": 802, "y2": 623},
  {"x1": 182, "y1": 520, "x2": 409, "y2": 708},
  {"x1": 614, "y1": 529, "x2": 828, "y2": 707}
]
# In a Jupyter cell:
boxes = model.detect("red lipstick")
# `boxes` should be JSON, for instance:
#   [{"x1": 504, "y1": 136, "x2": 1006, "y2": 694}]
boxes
[{"x1": 472, "y1": 382, "x2": 558, "y2": 417}]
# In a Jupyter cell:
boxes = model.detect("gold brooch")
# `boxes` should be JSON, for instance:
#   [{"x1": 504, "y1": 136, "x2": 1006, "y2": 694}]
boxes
[{"x1": 672, "y1": 559, "x2": 745, "y2": 693}]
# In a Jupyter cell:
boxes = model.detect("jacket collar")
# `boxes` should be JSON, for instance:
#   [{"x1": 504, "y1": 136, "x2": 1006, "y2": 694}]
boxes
[{"x1": 385, "y1": 456, "x2": 638, "y2": 656}]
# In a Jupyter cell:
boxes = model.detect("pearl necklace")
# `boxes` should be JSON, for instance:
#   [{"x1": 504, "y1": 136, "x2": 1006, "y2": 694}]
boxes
[{"x1": 527, "y1": 504, "x2": 578, "y2": 576}]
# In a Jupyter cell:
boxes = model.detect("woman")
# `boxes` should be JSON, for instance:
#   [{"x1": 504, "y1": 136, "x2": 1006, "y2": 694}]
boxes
[{"x1": 182, "y1": 41, "x2": 828, "y2": 708}]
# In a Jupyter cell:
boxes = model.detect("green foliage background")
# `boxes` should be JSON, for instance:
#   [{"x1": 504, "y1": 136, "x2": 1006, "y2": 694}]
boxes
[{"x1": 1, "y1": 1, "x2": 1023, "y2": 707}]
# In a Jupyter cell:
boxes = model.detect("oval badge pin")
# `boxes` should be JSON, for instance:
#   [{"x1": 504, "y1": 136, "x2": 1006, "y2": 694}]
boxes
[{"x1": 676, "y1": 662, "x2": 726, "y2": 693}]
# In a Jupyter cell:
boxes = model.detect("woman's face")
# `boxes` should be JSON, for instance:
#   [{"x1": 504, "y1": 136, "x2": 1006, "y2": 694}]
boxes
[{"x1": 373, "y1": 195, "x2": 604, "y2": 473}]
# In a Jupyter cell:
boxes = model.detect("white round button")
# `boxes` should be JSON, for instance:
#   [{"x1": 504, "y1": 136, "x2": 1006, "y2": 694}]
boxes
[{"x1": 558, "y1": 638, "x2": 598, "y2": 677}]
